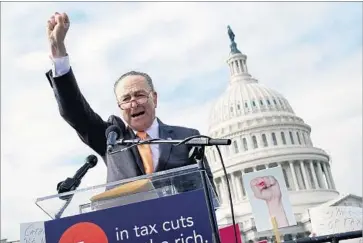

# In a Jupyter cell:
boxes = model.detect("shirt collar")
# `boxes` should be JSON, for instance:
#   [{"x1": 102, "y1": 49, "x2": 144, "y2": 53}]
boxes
[{"x1": 128, "y1": 117, "x2": 159, "y2": 139}]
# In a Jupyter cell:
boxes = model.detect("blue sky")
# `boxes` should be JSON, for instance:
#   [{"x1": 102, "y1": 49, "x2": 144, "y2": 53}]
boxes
[{"x1": 1, "y1": 1, "x2": 362, "y2": 241}]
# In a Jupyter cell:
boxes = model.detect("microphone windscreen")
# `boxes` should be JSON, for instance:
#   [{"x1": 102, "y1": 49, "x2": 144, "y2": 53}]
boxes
[
  {"x1": 105, "y1": 125, "x2": 122, "y2": 139},
  {"x1": 107, "y1": 115, "x2": 126, "y2": 134},
  {"x1": 86, "y1": 154, "x2": 98, "y2": 167}
]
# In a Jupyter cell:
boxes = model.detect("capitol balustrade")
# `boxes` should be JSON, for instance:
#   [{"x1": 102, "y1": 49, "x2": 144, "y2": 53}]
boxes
[
  {"x1": 212, "y1": 146, "x2": 330, "y2": 168},
  {"x1": 209, "y1": 113, "x2": 310, "y2": 137}
]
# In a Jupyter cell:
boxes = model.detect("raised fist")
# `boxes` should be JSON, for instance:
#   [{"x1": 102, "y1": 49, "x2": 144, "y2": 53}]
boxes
[
  {"x1": 250, "y1": 176, "x2": 282, "y2": 203},
  {"x1": 47, "y1": 12, "x2": 70, "y2": 57}
]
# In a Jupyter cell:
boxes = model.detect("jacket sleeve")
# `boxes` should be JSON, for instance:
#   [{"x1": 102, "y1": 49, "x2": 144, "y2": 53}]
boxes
[{"x1": 46, "y1": 69, "x2": 109, "y2": 157}]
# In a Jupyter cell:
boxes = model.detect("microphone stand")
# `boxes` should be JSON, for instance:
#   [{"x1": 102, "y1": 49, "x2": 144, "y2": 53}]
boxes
[
  {"x1": 111, "y1": 136, "x2": 231, "y2": 243},
  {"x1": 54, "y1": 194, "x2": 74, "y2": 219},
  {"x1": 54, "y1": 177, "x2": 82, "y2": 219},
  {"x1": 190, "y1": 145, "x2": 221, "y2": 243},
  {"x1": 54, "y1": 154, "x2": 98, "y2": 219},
  {"x1": 115, "y1": 137, "x2": 231, "y2": 147}
]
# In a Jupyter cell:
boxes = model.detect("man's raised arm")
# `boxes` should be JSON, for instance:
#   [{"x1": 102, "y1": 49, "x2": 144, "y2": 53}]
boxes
[{"x1": 46, "y1": 12, "x2": 108, "y2": 156}]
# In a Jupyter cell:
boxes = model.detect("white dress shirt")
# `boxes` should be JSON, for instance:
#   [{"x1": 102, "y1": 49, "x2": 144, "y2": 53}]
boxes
[
  {"x1": 130, "y1": 118, "x2": 160, "y2": 170},
  {"x1": 50, "y1": 56, "x2": 161, "y2": 170},
  {"x1": 51, "y1": 55, "x2": 71, "y2": 77}
]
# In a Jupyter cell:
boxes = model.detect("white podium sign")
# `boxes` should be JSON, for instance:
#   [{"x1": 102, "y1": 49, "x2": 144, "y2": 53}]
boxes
[
  {"x1": 310, "y1": 206, "x2": 362, "y2": 243},
  {"x1": 20, "y1": 221, "x2": 46, "y2": 243}
]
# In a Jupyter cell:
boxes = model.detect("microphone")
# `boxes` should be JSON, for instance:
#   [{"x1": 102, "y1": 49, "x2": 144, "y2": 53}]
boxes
[
  {"x1": 188, "y1": 146, "x2": 204, "y2": 162},
  {"x1": 105, "y1": 125, "x2": 122, "y2": 152},
  {"x1": 73, "y1": 154, "x2": 98, "y2": 180},
  {"x1": 57, "y1": 155, "x2": 98, "y2": 199}
]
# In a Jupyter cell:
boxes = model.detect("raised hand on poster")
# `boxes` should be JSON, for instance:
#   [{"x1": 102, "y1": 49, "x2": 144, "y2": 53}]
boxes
[
  {"x1": 250, "y1": 176, "x2": 289, "y2": 228},
  {"x1": 250, "y1": 176, "x2": 282, "y2": 202}
]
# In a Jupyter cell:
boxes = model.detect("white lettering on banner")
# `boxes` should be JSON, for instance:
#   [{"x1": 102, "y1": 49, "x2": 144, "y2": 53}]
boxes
[
  {"x1": 115, "y1": 227, "x2": 129, "y2": 241},
  {"x1": 163, "y1": 216, "x2": 194, "y2": 231},
  {"x1": 133, "y1": 224, "x2": 159, "y2": 237},
  {"x1": 310, "y1": 206, "x2": 362, "y2": 243},
  {"x1": 114, "y1": 215, "x2": 210, "y2": 242},
  {"x1": 174, "y1": 230, "x2": 208, "y2": 243}
]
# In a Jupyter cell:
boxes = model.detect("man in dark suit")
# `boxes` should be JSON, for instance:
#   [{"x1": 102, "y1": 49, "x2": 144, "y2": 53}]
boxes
[{"x1": 46, "y1": 12, "x2": 215, "y2": 192}]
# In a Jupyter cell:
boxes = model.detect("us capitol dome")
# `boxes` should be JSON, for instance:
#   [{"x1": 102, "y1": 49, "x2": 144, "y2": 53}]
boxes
[{"x1": 204, "y1": 26, "x2": 361, "y2": 242}]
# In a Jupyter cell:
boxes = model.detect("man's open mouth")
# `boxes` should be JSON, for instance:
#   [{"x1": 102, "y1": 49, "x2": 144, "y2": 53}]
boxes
[{"x1": 131, "y1": 111, "x2": 145, "y2": 118}]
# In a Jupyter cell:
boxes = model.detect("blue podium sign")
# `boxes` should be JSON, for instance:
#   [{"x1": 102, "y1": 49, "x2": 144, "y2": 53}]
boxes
[{"x1": 44, "y1": 189, "x2": 213, "y2": 243}]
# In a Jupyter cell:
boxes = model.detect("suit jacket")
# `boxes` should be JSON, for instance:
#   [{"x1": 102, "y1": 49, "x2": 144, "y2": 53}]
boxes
[{"x1": 45, "y1": 69, "x2": 216, "y2": 194}]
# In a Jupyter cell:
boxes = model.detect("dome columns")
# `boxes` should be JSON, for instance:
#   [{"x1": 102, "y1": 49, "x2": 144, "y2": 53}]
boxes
[
  {"x1": 289, "y1": 162, "x2": 300, "y2": 191},
  {"x1": 213, "y1": 159, "x2": 337, "y2": 206},
  {"x1": 300, "y1": 161, "x2": 310, "y2": 190},
  {"x1": 228, "y1": 56, "x2": 248, "y2": 76},
  {"x1": 326, "y1": 163, "x2": 336, "y2": 189},
  {"x1": 232, "y1": 172, "x2": 245, "y2": 200},
  {"x1": 227, "y1": 54, "x2": 250, "y2": 78},
  {"x1": 309, "y1": 161, "x2": 319, "y2": 189}
]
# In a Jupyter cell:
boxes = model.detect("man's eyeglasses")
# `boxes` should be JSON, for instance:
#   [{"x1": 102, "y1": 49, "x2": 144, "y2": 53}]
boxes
[{"x1": 117, "y1": 92, "x2": 151, "y2": 110}]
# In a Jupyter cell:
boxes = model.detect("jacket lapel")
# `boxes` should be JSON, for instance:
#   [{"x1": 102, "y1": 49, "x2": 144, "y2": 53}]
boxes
[
  {"x1": 155, "y1": 119, "x2": 173, "y2": 172},
  {"x1": 109, "y1": 115, "x2": 145, "y2": 174},
  {"x1": 125, "y1": 127, "x2": 145, "y2": 174}
]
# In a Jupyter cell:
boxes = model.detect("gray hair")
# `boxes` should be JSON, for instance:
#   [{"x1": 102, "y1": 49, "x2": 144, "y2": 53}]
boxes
[{"x1": 114, "y1": 71, "x2": 155, "y2": 93}]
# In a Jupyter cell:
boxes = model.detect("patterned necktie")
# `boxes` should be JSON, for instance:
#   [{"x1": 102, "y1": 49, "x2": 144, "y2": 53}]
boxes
[{"x1": 136, "y1": 131, "x2": 154, "y2": 174}]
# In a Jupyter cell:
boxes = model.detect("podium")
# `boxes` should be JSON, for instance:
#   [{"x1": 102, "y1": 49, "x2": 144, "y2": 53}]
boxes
[{"x1": 21, "y1": 164, "x2": 221, "y2": 243}]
